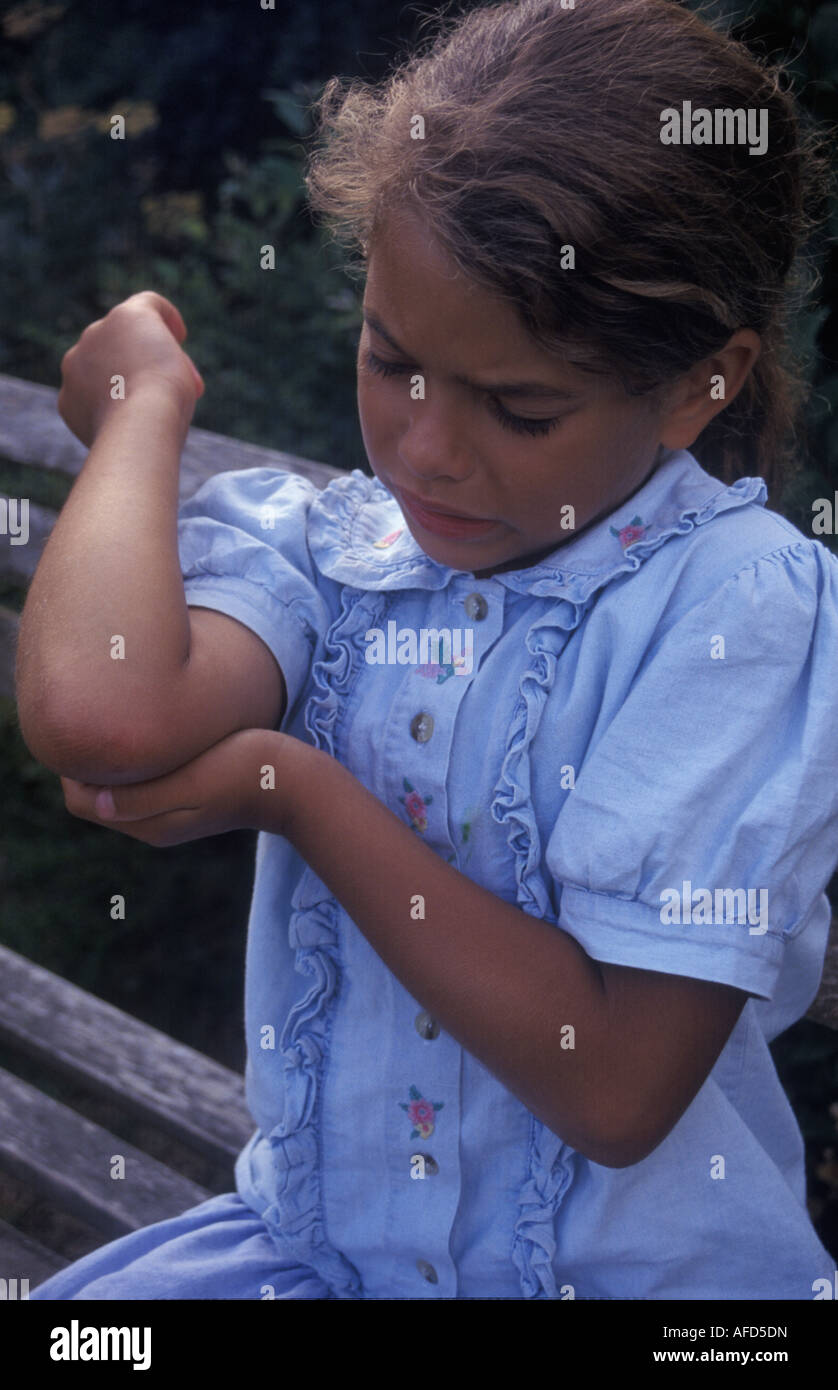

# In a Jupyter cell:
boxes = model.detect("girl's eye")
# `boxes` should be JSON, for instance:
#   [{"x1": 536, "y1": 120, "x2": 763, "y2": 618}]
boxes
[
  {"x1": 362, "y1": 349, "x2": 411, "y2": 379},
  {"x1": 361, "y1": 348, "x2": 563, "y2": 438},
  {"x1": 485, "y1": 396, "x2": 561, "y2": 437}
]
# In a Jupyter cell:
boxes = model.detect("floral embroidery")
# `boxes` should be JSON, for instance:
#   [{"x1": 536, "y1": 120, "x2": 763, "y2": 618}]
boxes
[
  {"x1": 609, "y1": 515, "x2": 647, "y2": 548},
  {"x1": 399, "y1": 778, "x2": 433, "y2": 832},
  {"x1": 413, "y1": 655, "x2": 467, "y2": 683},
  {"x1": 446, "y1": 804, "x2": 479, "y2": 865},
  {"x1": 372, "y1": 527, "x2": 404, "y2": 549},
  {"x1": 400, "y1": 1085, "x2": 444, "y2": 1140}
]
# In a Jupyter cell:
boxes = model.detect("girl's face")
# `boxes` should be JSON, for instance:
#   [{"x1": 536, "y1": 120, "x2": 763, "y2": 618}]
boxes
[{"x1": 357, "y1": 209, "x2": 676, "y2": 580}]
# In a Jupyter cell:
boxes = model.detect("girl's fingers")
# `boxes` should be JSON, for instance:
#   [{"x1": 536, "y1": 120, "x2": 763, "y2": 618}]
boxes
[
  {"x1": 62, "y1": 777, "x2": 168, "y2": 824},
  {"x1": 124, "y1": 290, "x2": 188, "y2": 343}
]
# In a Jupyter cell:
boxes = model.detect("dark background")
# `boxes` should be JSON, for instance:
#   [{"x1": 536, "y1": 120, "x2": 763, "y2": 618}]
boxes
[{"x1": 0, "y1": 0, "x2": 836, "y2": 1258}]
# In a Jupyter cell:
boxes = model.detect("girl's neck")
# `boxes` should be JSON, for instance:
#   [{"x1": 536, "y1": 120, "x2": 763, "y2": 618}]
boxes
[{"x1": 473, "y1": 449, "x2": 668, "y2": 580}]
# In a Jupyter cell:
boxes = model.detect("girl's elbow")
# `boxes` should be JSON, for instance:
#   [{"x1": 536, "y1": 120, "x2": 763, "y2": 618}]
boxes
[
  {"x1": 19, "y1": 709, "x2": 163, "y2": 784},
  {"x1": 586, "y1": 1132, "x2": 663, "y2": 1170},
  {"x1": 557, "y1": 1098, "x2": 672, "y2": 1170}
]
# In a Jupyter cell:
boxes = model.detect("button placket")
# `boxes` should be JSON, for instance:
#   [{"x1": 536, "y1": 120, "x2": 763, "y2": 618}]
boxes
[
  {"x1": 411, "y1": 1014, "x2": 441, "y2": 1182},
  {"x1": 395, "y1": 1001, "x2": 461, "y2": 1296},
  {"x1": 387, "y1": 591, "x2": 497, "y2": 1296}
]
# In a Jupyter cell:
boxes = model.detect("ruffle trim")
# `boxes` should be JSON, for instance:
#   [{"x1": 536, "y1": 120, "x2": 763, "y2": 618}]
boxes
[
  {"x1": 259, "y1": 869, "x2": 362, "y2": 1298},
  {"x1": 259, "y1": 587, "x2": 383, "y2": 1299},
  {"x1": 512, "y1": 1118, "x2": 577, "y2": 1298},
  {"x1": 490, "y1": 612, "x2": 580, "y2": 919},
  {"x1": 489, "y1": 606, "x2": 584, "y2": 1296},
  {"x1": 304, "y1": 453, "x2": 768, "y2": 601}
]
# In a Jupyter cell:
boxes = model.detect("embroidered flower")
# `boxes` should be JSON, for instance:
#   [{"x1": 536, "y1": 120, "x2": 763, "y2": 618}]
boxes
[
  {"x1": 398, "y1": 778, "x2": 433, "y2": 833},
  {"x1": 413, "y1": 655, "x2": 466, "y2": 683},
  {"x1": 372, "y1": 526, "x2": 404, "y2": 549},
  {"x1": 400, "y1": 1085, "x2": 444, "y2": 1139},
  {"x1": 609, "y1": 515, "x2": 647, "y2": 549},
  {"x1": 397, "y1": 778, "x2": 433, "y2": 828}
]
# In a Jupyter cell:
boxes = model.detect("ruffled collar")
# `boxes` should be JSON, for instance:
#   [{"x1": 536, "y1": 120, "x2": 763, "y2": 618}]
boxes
[{"x1": 306, "y1": 448, "x2": 767, "y2": 603}]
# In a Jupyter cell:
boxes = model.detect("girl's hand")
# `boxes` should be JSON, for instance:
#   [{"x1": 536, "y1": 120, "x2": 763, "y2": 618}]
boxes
[
  {"x1": 58, "y1": 290, "x2": 205, "y2": 447},
  {"x1": 59, "y1": 729, "x2": 271, "y2": 847}
]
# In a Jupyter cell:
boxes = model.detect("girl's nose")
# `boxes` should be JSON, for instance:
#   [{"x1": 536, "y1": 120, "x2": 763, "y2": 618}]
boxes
[{"x1": 398, "y1": 396, "x2": 476, "y2": 484}]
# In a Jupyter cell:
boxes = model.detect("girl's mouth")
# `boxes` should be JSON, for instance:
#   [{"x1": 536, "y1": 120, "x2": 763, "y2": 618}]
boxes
[{"x1": 396, "y1": 486, "x2": 501, "y2": 540}]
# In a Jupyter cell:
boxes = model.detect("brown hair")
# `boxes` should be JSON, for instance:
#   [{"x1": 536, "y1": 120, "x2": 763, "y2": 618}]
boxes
[{"x1": 304, "y1": 0, "x2": 833, "y2": 508}]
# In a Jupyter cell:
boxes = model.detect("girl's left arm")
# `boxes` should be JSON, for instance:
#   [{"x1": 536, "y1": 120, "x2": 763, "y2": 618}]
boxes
[
  {"x1": 268, "y1": 733, "x2": 748, "y2": 1169},
  {"x1": 66, "y1": 726, "x2": 748, "y2": 1167}
]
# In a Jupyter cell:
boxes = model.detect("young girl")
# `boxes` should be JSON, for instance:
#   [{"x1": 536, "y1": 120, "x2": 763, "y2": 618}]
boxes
[{"x1": 20, "y1": 0, "x2": 838, "y2": 1299}]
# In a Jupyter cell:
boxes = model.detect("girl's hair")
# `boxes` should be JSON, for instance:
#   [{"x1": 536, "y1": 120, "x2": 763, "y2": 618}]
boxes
[{"x1": 304, "y1": 0, "x2": 832, "y2": 509}]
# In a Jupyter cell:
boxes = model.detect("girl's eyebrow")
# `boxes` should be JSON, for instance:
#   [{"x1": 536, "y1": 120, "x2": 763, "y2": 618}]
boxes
[{"x1": 363, "y1": 309, "x2": 583, "y2": 400}]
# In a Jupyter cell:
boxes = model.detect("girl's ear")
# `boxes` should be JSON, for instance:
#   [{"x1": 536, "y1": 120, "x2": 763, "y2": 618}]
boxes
[{"x1": 659, "y1": 330, "x2": 762, "y2": 451}]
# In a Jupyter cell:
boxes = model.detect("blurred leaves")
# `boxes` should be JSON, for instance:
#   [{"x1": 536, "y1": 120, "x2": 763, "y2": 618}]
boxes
[{"x1": 2, "y1": 3, "x2": 66, "y2": 43}]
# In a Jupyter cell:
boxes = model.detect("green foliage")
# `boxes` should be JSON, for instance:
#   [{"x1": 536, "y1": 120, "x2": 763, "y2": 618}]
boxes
[
  {"x1": 683, "y1": 0, "x2": 838, "y2": 542},
  {"x1": 0, "y1": 73, "x2": 365, "y2": 466}
]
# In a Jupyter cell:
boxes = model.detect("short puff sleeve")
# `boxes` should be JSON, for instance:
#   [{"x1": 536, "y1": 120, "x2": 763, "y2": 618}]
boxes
[
  {"x1": 177, "y1": 467, "x2": 332, "y2": 724},
  {"x1": 545, "y1": 542, "x2": 838, "y2": 1003}
]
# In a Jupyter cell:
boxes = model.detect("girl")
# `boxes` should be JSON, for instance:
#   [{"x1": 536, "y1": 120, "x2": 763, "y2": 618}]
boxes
[{"x1": 20, "y1": 0, "x2": 838, "y2": 1299}]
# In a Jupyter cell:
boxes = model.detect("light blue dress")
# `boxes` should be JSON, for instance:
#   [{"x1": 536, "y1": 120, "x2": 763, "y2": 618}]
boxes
[{"x1": 32, "y1": 447, "x2": 838, "y2": 1299}]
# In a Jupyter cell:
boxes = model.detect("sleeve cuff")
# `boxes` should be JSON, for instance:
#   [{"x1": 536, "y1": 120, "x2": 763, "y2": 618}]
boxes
[
  {"x1": 183, "y1": 576, "x2": 313, "y2": 726},
  {"x1": 556, "y1": 883, "x2": 785, "y2": 1000}
]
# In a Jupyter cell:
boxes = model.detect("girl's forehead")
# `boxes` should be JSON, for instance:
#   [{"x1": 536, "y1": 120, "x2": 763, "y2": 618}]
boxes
[
  {"x1": 366, "y1": 210, "x2": 477, "y2": 298},
  {"x1": 365, "y1": 220, "x2": 544, "y2": 356},
  {"x1": 363, "y1": 207, "x2": 627, "y2": 399}
]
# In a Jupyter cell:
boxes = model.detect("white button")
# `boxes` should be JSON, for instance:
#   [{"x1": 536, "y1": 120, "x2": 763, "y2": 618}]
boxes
[
  {"x1": 414, "y1": 1011, "x2": 440, "y2": 1040},
  {"x1": 464, "y1": 592, "x2": 488, "y2": 620},
  {"x1": 410, "y1": 712, "x2": 434, "y2": 743}
]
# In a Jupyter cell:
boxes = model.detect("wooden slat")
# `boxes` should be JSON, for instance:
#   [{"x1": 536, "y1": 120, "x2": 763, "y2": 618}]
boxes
[
  {"x1": 0, "y1": 945, "x2": 254, "y2": 1163},
  {"x1": 0, "y1": 371, "x2": 343, "y2": 493},
  {"x1": 0, "y1": 375, "x2": 86, "y2": 477},
  {"x1": 0, "y1": 1218, "x2": 68, "y2": 1287},
  {"x1": 0, "y1": 1068, "x2": 213, "y2": 1238}
]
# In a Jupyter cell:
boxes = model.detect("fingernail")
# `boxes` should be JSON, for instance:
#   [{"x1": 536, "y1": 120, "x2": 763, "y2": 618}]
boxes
[{"x1": 95, "y1": 788, "x2": 116, "y2": 818}]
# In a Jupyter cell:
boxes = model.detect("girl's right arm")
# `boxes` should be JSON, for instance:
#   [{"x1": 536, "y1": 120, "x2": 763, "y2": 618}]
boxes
[{"x1": 14, "y1": 292, "x2": 286, "y2": 784}]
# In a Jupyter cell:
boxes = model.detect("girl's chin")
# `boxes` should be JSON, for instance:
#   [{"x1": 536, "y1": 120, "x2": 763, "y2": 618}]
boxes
[{"x1": 408, "y1": 525, "x2": 506, "y2": 569}]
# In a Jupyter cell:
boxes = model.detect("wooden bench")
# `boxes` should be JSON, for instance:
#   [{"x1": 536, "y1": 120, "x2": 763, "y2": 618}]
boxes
[
  {"x1": 0, "y1": 942, "x2": 256, "y2": 1289},
  {"x1": 1, "y1": 371, "x2": 836, "y2": 1292}
]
